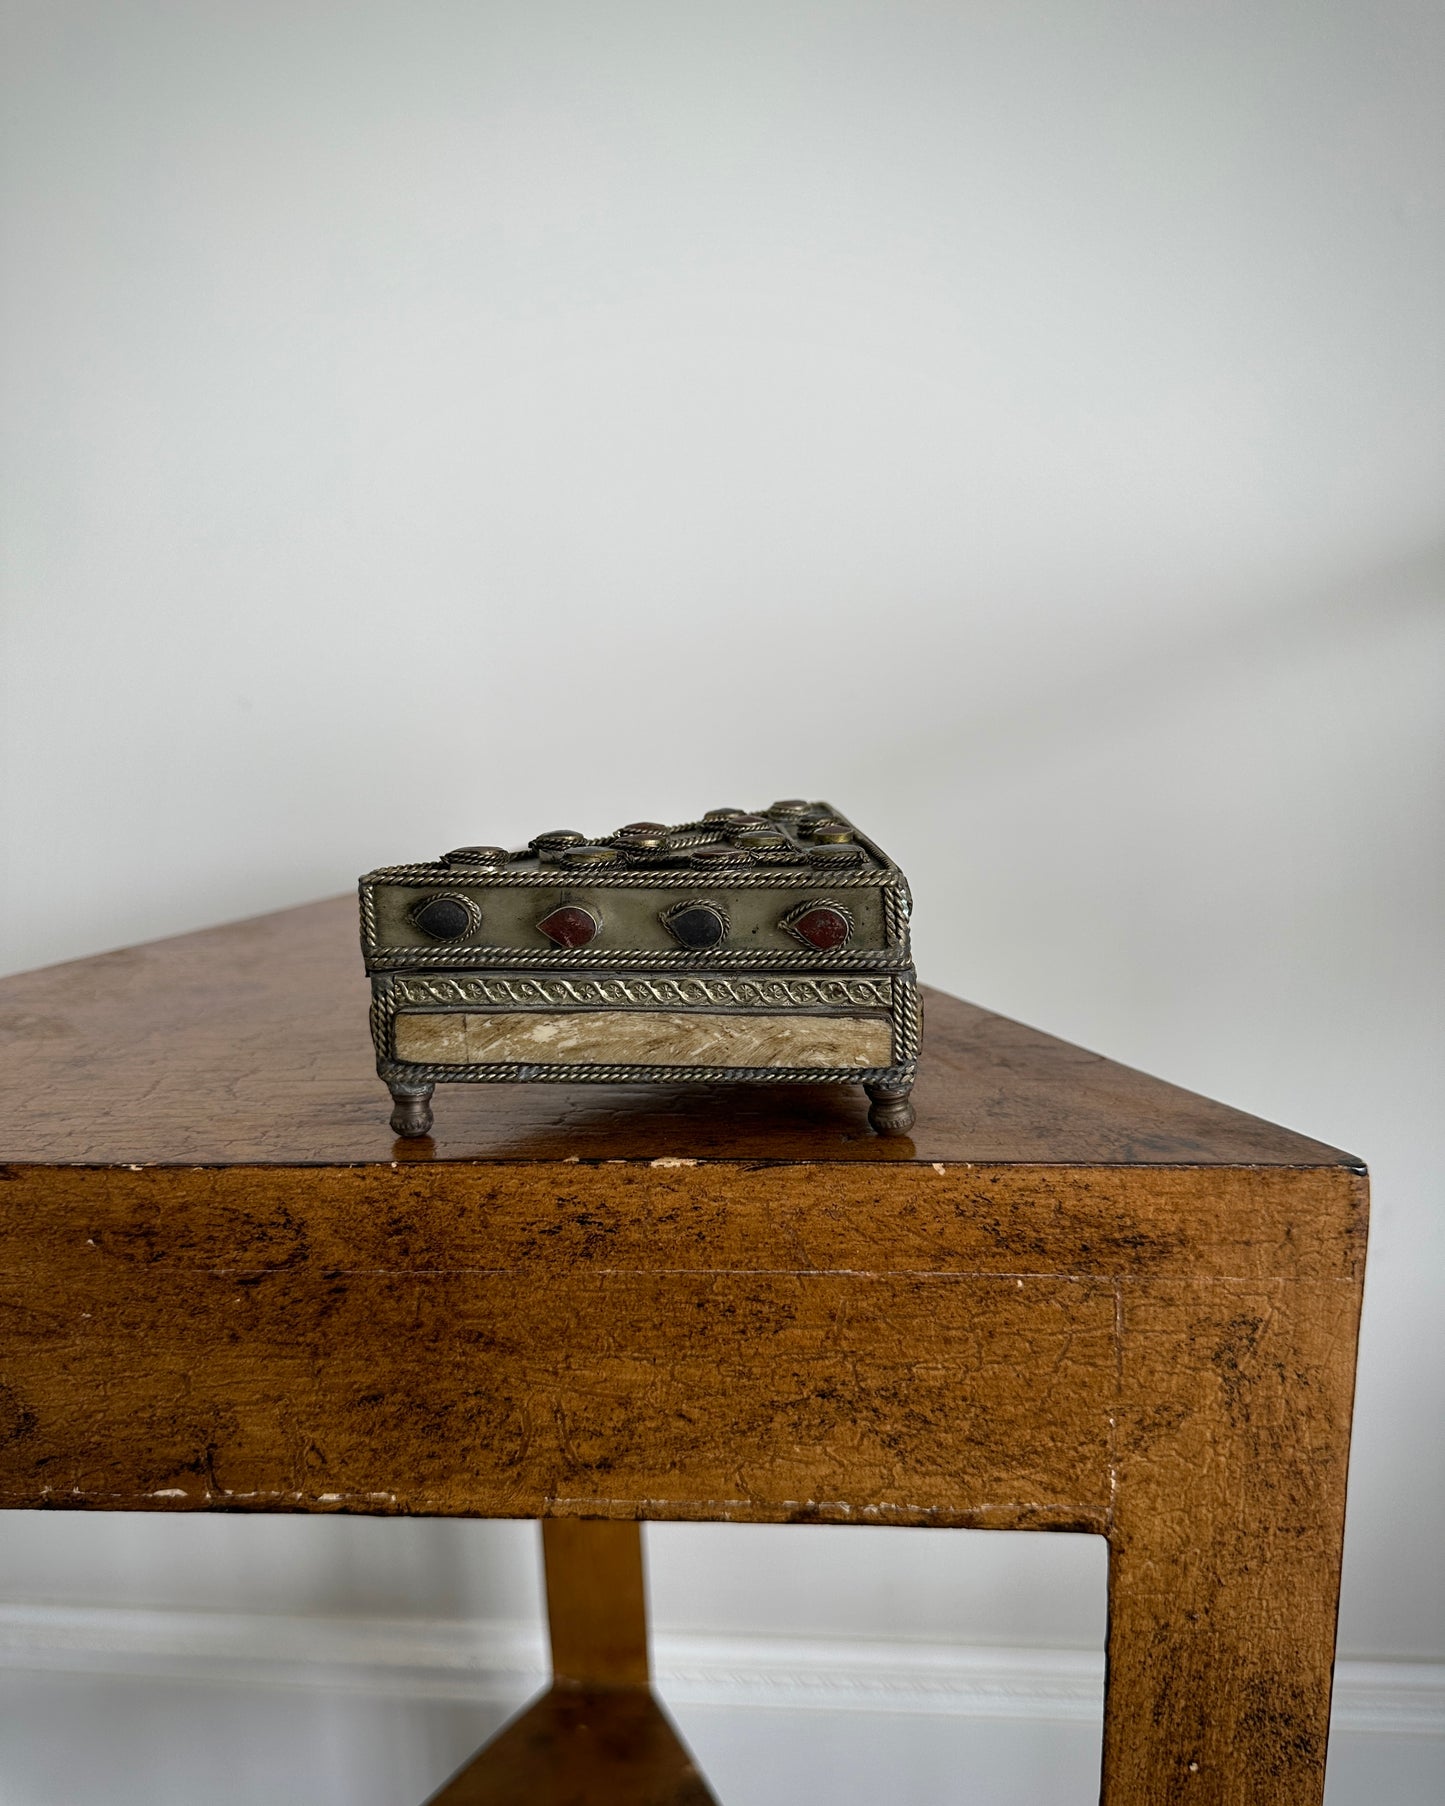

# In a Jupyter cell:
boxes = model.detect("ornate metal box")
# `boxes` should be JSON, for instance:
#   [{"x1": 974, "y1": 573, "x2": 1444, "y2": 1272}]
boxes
[{"x1": 359, "y1": 801, "x2": 919, "y2": 1137}]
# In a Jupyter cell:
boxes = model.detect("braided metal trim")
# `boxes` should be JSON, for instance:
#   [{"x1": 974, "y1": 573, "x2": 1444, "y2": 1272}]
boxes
[
  {"x1": 390, "y1": 973, "x2": 894, "y2": 1012},
  {"x1": 378, "y1": 1057, "x2": 918, "y2": 1088},
  {"x1": 600, "y1": 833, "x2": 826, "y2": 866},
  {"x1": 882, "y1": 882, "x2": 909, "y2": 945},
  {"x1": 895, "y1": 978, "x2": 923, "y2": 1064},
  {"x1": 363, "y1": 864, "x2": 893, "y2": 889},
  {"x1": 365, "y1": 943, "x2": 907, "y2": 973},
  {"x1": 368, "y1": 986, "x2": 389, "y2": 1055}
]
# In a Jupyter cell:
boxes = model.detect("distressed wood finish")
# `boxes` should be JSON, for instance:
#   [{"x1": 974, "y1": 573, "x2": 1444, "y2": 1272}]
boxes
[{"x1": 0, "y1": 897, "x2": 1367, "y2": 1805}]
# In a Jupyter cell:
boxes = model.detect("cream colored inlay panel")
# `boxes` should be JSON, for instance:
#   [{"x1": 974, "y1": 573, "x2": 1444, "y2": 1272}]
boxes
[
  {"x1": 393, "y1": 1010, "x2": 892, "y2": 1068},
  {"x1": 394, "y1": 1013, "x2": 468, "y2": 1063}
]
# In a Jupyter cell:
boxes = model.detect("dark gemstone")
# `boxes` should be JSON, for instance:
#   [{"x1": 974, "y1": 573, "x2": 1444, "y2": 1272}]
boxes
[
  {"x1": 663, "y1": 902, "x2": 729, "y2": 949},
  {"x1": 784, "y1": 903, "x2": 853, "y2": 950},
  {"x1": 412, "y1": 895, "x2": 475, "y2": 940},
  {"x1": 621, "y1": 821, "x2": 669, "y2": 835},
  {"x1": 703, "y1": 807, "x2": 748, "y2": 821},
  {"x1": 537, "y1": 904, "x2": 600, "y2": 948},
  {"x1": 768, "y1": 799, "x2": 811, "y2": 816}
]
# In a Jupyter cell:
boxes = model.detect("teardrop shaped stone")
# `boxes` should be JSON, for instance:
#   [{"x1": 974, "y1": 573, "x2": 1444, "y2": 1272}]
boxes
[
  {"x1": 537, "y1": 904, "x2": 600, "y2": 948},
  {"x1": 787, "y1": 904, "x2": 852, "y2": 950}
]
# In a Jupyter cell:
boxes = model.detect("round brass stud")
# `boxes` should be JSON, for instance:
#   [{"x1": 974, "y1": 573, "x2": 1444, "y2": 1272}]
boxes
[
  {"x1": 691, "y1": 845, "x2": 753, "y2": 867},
  {"x1": 561, "y1": 844, "x2": 623, "y2": 866},
  {"x1": 443, "y1": 845, "x2": 508, "y2": 866},
  {"x1": 615, "y1": 823, "x2": 669, "y2": 851}
]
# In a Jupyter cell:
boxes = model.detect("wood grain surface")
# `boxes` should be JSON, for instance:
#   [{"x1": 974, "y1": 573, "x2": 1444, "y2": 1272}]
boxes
[
  {"x1": 0, "y1": 899, "x2": 1368, "y2": 1804},
  {"x1": 0, "y1": 895, "x2": 1356, "y2": 1166}
]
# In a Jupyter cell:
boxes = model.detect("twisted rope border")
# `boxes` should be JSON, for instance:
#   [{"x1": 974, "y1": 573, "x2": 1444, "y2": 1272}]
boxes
[
  {"x1": 377, "y1": 1057, "x2": 919, "y2": 1088},
  {"x1": 365, "y1": 943, "x2": 907, "y2": 972}
]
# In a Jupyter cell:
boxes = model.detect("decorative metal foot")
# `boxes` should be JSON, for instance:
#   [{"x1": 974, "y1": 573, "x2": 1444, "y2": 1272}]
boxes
[
  {"x1": 388, "y1": 1082, "x2": 434, "y2": 1138},
  {"x1": 865, "y1": 1081, "x2": 915, "y2": 1136}
]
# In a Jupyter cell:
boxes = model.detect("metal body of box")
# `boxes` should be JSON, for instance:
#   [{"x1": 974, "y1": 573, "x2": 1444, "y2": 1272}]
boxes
[{"x1": 359, "y1": 801, "x2": 919, "y2": 1136}]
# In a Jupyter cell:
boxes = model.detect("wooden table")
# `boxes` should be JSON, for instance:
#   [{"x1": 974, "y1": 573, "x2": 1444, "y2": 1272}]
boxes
[{"x1": 0, "y1": 898, "x2": 1367, "y2": 1805}]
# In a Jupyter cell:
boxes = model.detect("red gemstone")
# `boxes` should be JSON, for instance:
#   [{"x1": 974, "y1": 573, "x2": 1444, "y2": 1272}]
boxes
[
  {"x1": 787, "y1": 904, "x2": 852, "y2": 950},
  {"x1": 537, "y1": 904, "x2": 600, "y2": 948}
]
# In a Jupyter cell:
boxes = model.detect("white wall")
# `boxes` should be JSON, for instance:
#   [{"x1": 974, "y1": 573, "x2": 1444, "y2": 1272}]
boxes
[{"x1": 1, "y1": 0, "x2": 1441, "y2": 1751}]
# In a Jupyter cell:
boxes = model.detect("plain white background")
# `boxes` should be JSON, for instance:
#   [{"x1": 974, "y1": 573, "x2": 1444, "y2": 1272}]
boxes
[{"x1": 1, "y1": 1, "x2": 1442, "y2": 1799}]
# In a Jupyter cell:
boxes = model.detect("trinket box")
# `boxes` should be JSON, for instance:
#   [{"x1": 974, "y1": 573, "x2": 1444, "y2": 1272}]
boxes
[{"x1": 358, "y1": 802, "x2": 919, "y2": 1137}]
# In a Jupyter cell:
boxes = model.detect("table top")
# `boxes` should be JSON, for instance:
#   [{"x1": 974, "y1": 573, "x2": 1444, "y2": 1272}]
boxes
[{"x1": 0, "y1": 896, "x2": 1357, "y2": 1170}]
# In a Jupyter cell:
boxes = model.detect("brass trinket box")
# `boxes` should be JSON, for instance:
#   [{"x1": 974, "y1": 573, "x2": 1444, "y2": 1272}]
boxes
[{"x1": 359, "y1": 801, "x2": 919, "y2": 1137}]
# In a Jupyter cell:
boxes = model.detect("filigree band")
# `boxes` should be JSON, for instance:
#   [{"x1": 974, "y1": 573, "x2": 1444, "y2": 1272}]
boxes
[{"x1": 390, "y1": 973, "x2": 895, "y2": 1012}]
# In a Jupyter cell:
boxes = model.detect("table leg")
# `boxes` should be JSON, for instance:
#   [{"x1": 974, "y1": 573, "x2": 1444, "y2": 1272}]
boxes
[
  {"x1": 421, "y1": 1520, "x2": 718, "y2": 1805},
  {"x1": 541, "y1": 1518, "x2": 650, "y2": 1687},
  {"x1": 1100, "y1": 1276, "x2": 1360, "y2": 1804}
]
